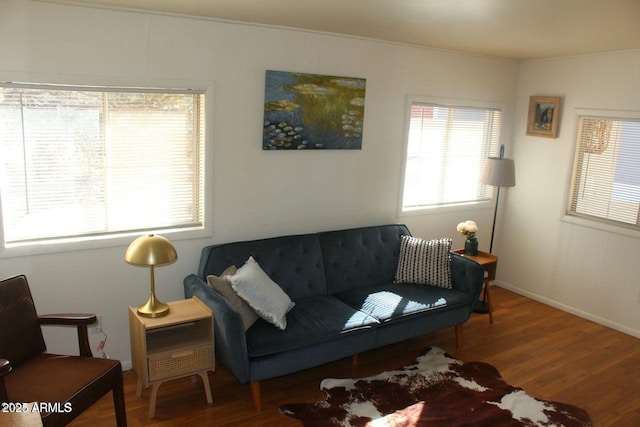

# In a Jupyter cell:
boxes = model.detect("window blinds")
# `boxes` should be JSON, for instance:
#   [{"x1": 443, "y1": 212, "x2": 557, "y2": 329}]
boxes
[
  {"x1": 0, "y1": 84, "x2": 205, "y2": 244},
  {"x1": 569, "y1": 116, "x2": 640, "y2": 228},
  {"x1": 402, "y1": 103, "x2": 500, "y2": 210}
]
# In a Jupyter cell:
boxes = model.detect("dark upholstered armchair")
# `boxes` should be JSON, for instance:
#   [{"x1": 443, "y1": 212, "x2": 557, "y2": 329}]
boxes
[{"x1": 0, "y1": 275, "x2": 127, "y2": 426}]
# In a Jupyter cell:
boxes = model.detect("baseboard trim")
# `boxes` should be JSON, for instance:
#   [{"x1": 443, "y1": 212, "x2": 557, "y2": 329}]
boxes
[{"x1": 495, "y1": 281, "x2": 640, "y2": 339}]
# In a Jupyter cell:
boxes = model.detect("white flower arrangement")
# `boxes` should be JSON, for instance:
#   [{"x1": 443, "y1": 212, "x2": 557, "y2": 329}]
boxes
[{"x1": 456, "y1": 220, "x2": 478, "y2": 239}]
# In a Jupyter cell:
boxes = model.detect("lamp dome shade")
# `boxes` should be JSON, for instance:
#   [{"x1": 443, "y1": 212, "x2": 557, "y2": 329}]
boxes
[
  {"x1": 125, "y1": 234, "x2": 178, "y2": 266},
  {"x1": 480, "y1": 157, "x2": 516, "y2": 187}
]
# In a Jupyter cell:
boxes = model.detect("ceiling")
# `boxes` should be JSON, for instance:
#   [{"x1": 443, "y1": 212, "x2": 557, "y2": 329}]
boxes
[{"x1": 67, "y1": 0, "x2": 640, "y2": 60}]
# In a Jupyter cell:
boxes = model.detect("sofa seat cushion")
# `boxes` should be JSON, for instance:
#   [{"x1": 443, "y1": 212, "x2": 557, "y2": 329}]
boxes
[
  {"x1": 246, "y1": 295, "x2": 379, "y2": 357},
  {"x1": 334, "y1": 282, "x2": 471, "y2": 322}
]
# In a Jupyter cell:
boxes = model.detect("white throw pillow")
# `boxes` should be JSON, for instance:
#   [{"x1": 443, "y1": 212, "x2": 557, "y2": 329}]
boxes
[
  {"x1": 229, "y1": 256, "x2": 295, "y2": 330},
  {"x1": 395, "y1": 236, "x2": 452, "y2": 289}
]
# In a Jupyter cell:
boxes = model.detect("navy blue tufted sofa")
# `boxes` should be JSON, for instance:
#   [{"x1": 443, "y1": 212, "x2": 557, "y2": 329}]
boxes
[{"x1": 183, "y1": 224, "x2": 484, "y2": 411}]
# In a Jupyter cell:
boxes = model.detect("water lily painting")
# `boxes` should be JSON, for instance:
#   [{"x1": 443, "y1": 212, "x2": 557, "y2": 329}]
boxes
[{"x1": 263, "y1": 70, "x2": 366, "y2": 150}]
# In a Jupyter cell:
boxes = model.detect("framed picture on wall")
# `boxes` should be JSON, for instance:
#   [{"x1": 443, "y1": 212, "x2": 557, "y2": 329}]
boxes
[
  {"x1": 526, "y1": 96, "x2": 561, "y2": 138},
  {"x1": 263, "y1": 70, "x2": 366, "y2": 150}
]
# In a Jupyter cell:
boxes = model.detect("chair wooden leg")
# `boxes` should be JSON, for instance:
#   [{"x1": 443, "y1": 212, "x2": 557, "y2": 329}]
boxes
[
  {"x1": 251, "y1": 382, "x2": 261, "y2": 412},
  {"x1": 113, "y1": 370, "x2": 128, "y2": 427},
  {"x1": 455, "y1": 324, "x2": 463, "y2": 348}
]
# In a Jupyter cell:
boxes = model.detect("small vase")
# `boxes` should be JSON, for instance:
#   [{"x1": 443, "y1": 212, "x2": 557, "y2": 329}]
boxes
[{"x1": 465, "y1": 236, "x2": 479, "y2": 256}]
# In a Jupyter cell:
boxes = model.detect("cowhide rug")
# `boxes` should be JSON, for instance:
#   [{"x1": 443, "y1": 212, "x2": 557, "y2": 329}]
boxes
[{"x1": 280, "y1": 347, "x2": 592, "y2": 427}]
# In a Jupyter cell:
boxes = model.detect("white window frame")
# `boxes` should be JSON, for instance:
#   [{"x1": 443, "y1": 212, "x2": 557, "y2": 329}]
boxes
[
  {"x1": 398, "y1": 95, "x2": 503, "y2": 216},
  {"x1": 563, "y1": 108, "x2": 640, "y2": 239},
  {"x1": 0, "y1": 81, "x2": 213, "y2": 258}
]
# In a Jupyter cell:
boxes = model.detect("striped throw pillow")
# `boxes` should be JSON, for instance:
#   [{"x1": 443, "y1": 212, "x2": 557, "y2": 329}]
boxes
[{"x1": 395, "y1": 236, "x2": 452, "y2": 288}]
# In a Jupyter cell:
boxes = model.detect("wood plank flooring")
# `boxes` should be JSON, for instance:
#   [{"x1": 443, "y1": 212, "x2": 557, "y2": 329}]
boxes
[{"x1": 70, "y1": 287, "x2": 640, "y2": 426}]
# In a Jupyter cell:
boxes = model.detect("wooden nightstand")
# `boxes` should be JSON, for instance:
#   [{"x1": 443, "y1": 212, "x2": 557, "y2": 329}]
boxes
[
  {"x1": 129, "y1": 297, "x2": 214, "y2": 418},
  {"x1": 452, "y1": 249, "x2": 498, "y2": 324}
]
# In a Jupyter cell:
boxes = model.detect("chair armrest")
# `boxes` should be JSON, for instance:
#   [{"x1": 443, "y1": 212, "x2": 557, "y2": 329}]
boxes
[
  {"x1": 0, "y1": 359, "x2": 11, "y2": 377},
  {"x1": 0, "y1": 359, "x2": 11, "y2": 402},
  {"x1": 38, "y1": 314, "x2": 97, "y2": 357},
  {"x1": 39, "y1": 313, "x2": 97, "y2": 325}
]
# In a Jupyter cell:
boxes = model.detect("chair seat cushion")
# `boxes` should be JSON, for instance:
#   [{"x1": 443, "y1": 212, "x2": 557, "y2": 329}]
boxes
[
  {"x1": 335, "y1": 282, "x2": 471, "y2": 322},
  {"x1": 5, "y1": 353, "x2": 122, "y2": 417},
  {"x1": 246, "y1": 295, "x2": 379, "y2": 357}
]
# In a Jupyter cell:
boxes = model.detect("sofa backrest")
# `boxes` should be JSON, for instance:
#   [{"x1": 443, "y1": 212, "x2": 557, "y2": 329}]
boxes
[
  {"x1": 197, "y1": 233, "x2": 327, "y2": 301},
  {"x1": 319, "y1": 224, "x2": 411, "y2": 294},
  {"x1": 197, "y1": 224, "x2": 411, "y2": 300}
]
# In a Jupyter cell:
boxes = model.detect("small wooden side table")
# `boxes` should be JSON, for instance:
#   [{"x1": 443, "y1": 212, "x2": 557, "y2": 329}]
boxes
[
  {"x1": 453, "y1": 249, "x2": 498, "y2": 324},
  {"x1": 129, "y1": 297, "x2": 214, "y2": 418},
  {"x1": 0, "y1": 403, "x2": 43, "y2": 427}
]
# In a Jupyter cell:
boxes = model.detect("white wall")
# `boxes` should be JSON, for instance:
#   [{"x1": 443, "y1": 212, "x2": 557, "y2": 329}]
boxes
[
  {"x1": 498, "y1": 50, "x2": 640, "y2": 337},
  {"x1": 0, "y1": 0, "x2": 519, "y2": 366}
]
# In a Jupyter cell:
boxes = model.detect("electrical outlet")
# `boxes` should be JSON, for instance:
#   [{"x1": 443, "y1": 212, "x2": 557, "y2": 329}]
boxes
[{"x1": 89, "y1": 314, "x2": 102, "y2": 334}]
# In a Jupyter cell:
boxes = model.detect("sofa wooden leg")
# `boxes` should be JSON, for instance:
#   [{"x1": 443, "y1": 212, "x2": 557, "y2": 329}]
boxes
[
  {"x1": 352, "y1": 354, "x2": 359, "y2": 367},
  {"x1": 455, "y1": 324, "x2": 463, "y2": 348},
  {"x1": 251, "y1": 382, "x2": 261, "y2": 412}
]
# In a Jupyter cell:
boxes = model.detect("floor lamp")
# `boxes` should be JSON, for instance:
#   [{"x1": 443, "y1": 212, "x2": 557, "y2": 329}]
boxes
[
  {"x1": 480, "y1": 144, "x2": 516, "y2": 253},
  {"x1": 475, "y1": 145, "x2": 515, "y2": 313}
]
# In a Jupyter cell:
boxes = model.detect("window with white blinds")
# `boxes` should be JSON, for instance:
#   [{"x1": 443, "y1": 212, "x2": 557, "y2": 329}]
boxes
[
  {"x1": 569, "y1": 111, "x2": 640, "y2": 230},
  {"x1": 0, "y1": 83, "x2": 205, "y2": 246},
  {"x1": 401, "y1": 100, "x2": 501, "y2": 211}
]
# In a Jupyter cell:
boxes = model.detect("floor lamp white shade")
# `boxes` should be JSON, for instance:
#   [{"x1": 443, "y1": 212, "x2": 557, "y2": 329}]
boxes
[
  {"x1": 480, "y1": 147, "x2": 516, "y2": 253},
  {"x1": 481, "y1": 157, "x2": 516, "y2": 188}
]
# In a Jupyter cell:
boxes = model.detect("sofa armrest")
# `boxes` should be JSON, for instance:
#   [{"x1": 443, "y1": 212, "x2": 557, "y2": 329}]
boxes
[
  {"x1": 450, "y1": 252, "x2": 485, "y2": 304},
  {"x1": 183, "y1": 274, "x2": 251, "y2": 384}
]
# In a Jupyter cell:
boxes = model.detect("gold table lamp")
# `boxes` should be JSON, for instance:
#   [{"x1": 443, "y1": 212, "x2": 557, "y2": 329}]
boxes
[{"x1": 125, "y1": 234, "x2": 177, "y2": 317}]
